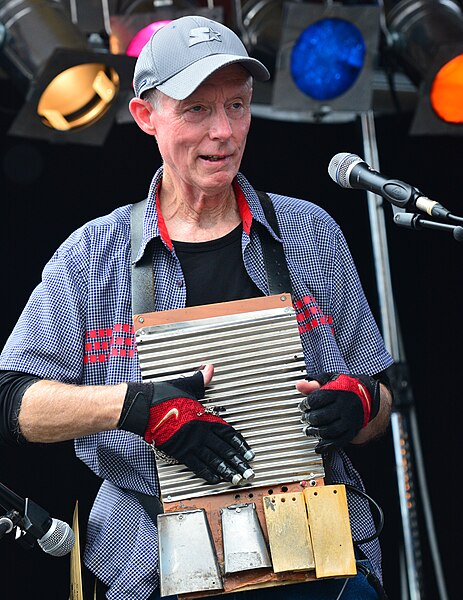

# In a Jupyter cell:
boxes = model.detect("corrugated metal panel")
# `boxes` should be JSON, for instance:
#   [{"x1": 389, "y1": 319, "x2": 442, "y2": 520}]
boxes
[{"x1": 136, "y1": 305, "x2": 324, "y2": 502}]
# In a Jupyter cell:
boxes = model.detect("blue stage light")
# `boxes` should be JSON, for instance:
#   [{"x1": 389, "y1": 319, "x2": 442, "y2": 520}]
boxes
[{"x1": 290, "y1": 18, "x2": 366, "y2": 101}]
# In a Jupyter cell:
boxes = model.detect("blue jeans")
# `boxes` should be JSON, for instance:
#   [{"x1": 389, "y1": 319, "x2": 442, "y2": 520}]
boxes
[{"x1": 155, "y1": 560, "x2": 383, "y2": 600}]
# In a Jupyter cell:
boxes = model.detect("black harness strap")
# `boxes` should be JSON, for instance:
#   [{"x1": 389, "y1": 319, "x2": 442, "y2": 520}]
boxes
[{"x1": 255, "y1": 191, "x2": 293, "y2": 297}]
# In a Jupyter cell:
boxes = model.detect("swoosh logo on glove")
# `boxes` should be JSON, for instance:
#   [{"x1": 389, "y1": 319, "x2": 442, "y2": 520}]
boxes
[{"x1": 152, "y1": 407, "x2": 179, "y2": 433}]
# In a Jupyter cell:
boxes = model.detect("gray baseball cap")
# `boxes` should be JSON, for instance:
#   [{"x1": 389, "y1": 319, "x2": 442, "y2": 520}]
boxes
[{"x1": 132, "y1": 15, "x2": 270, "y2": 100}]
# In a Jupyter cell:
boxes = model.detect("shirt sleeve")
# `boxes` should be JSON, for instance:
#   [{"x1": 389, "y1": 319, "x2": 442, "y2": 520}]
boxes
[
  {"x1": 330, "y1": 226, "x2": 393, "y2": 376},
  {"x1": 0, "y1": 241, "x2": 88, "y2": 383}
]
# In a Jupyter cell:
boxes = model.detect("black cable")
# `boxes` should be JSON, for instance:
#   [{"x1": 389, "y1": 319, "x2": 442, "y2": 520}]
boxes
[
  {"x1": 356, "y1": 561, "x2": 390, "y2": 600},
  {"x1": 345, "y1": 483, "x2": 384, "y2": 545}
]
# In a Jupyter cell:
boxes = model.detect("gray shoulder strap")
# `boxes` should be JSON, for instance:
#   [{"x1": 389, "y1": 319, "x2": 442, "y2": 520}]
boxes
[{"x1": 130, "y1": 198, "x2": 155, "y2": 315}]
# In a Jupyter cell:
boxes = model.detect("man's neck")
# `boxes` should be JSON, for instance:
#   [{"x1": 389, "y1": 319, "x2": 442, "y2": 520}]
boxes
[{"x1": 158, "y1": 181, "x2": 241, "y2": 243}]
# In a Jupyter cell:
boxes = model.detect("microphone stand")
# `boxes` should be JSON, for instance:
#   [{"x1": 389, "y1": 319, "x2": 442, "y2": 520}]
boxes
[
  {"x1": 360, "y1": 111, "x2": 448, "y2": 600},
  {"x1": 0, "y1": 480, "x2": 49, "y2": 551},
  {"x1": 392, "y1": 210, "x2": 463, "y2": 241},
  {"x1": 0, "y1": 510, "x2": 20, "y2": 540}
]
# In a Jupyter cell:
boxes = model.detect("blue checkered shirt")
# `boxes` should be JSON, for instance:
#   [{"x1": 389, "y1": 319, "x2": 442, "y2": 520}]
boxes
[{"x1": 0, "y1": 168, "x2": 393, "y2": 599}]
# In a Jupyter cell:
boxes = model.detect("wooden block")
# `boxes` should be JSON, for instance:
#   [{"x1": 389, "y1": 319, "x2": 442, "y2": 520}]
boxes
[
  {"x1": 133, "y1": 293, "x2": 293, "y2": 330},
  {"x1": 303, "y1": 485, "x2": 357, "y2": 579},
  {"x1": 263, "y1": 491, "x2": 315, "y2": 573}
]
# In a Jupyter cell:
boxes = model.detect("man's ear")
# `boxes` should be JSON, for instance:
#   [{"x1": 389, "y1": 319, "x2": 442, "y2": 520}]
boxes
[{"x1": 129, "y1": 97, "x2": 157, "y2": 136}]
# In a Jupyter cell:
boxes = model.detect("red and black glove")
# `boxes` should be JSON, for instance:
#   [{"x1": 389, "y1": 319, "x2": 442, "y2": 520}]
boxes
[
  {"x1": 299, "y1": 372, "x2": 381, "y2": 453},
  {"x1": 118, "y1": 372, "x2": 255, "y2": 485}
]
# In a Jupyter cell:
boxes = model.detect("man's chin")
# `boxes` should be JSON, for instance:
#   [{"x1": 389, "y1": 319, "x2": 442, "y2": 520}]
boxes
[{"x1": 195, "y1": 168, "x2": 237, "y2": 190}]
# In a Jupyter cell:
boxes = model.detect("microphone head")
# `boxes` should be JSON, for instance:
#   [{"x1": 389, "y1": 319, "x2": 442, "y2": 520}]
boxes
[
  {"x1": 328, "y1": 152, "x2": 364, "y2": 188},
  {"x1": 38, "y1": 518, "x2": 75, "y2": 557},
  {"x1": 453, "y1": 226, "x2": 463, "y2": 242}
]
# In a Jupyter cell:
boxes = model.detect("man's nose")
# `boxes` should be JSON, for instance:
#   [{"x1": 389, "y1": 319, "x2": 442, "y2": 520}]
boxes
[{"x1": 209, "y1": 107, "x2": 233, "y2": 139}]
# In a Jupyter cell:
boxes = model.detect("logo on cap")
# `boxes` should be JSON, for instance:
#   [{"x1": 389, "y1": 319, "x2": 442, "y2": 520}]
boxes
[{"x1": 189, "y1": 26, "x2": 221, "y2": 47}]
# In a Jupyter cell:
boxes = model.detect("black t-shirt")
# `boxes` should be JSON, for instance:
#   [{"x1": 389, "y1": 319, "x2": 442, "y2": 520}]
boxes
[{"x1": 172, "y1": 224, "x2": 263, "y2": 307}]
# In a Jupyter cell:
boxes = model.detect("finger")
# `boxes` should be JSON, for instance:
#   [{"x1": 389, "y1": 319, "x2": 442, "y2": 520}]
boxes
[
  {"x1": 203, "y1": 427, "x2": 255, "y2": 481},
  {"x1": 223, "y1": 451, "x2": 255, "y2": 481},
  {"x1": 218, "y1": 426, "x2": 255, "y2": 462},
  {"x1": 215, "y1": 460, "x2": 243, "y2": 485},
  {"x1": 302, "y1": 423, "x2": 345, "y2": 439},
  {"x1": 198, "y1": 451, "x2": 244, "y2": 485},
  {"x1": 300, "y1": 405, "x2": 342, "y2": 427},
  {"x1": 300, "y1": 389, "x2": 339, "y2": 411},
  {"x1": 172, "y1": 364, "x2": 214, "y2": 396},
  {"x1": 304, "y1": 421, "x2": 353, "y2": 447},
  {"x1": 203, "y1": 435, "x2": 255, "y2": 481},
  {"x1": 315, "y1": 439, "x2": 335, "y2": 454},
  {"x1": 296, "y1": 379, "x2": 321, "y2": 396},
  {"x1": 182, "y1": 455, "x2": 221, "y2": 484},
  {"x1": 181, "y1": 449, "x2": 240, "y2": 485},
  {"x1": 199, "y1": 364, "x2": 214, "y2": 386},
  {"x1": 298, "y1": 391, "x2": 332, "y2": 413},
  {"x1": 307, "y1": 372, "x2": 336, "y2": 386},
  {"x1": 302, "y1": 424, "x2": 321, "y2": 438},
  {"x1": 166, "y1": 371, "x2": 205, "y2": 398},
  {"x1": 229, "y1": 433, "x2": 255, "y2": 462}
]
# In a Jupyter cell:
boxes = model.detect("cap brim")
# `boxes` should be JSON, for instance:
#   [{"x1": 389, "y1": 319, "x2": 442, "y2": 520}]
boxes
[{"x1": 156, "y1": 54, "x2": 270, "y2": 100}]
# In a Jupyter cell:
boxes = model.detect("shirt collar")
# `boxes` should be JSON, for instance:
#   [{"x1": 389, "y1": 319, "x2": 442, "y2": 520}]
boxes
[{"x1": 132, "y1": 168, "x2": 281, "y2": 264}]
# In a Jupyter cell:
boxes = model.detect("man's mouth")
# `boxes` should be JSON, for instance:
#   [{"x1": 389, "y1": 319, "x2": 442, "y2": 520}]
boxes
[{"x1": 201, "y1": 155, "x2": 227, "y2": 162}]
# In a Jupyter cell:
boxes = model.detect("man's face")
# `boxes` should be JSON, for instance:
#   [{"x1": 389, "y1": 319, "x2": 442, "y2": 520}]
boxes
[{"x1": 150, "y1": 65, "x2": 252, "y2": 195}]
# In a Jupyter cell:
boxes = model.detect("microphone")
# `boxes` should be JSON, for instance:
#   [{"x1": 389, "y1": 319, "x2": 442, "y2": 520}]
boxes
[
  {"x1": 328, "y1": 153, "x2": 452, "y2": 220},
  {"x1": 0, "y1": 481, "x2": 75, "y2": 557}
]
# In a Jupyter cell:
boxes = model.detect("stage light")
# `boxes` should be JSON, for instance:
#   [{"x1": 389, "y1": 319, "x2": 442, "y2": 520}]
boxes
[
  {"x1": 290, "y1": 17, "x2": 366, "y2": 101},
  {"x1": 109, "y1": 7, "x2": 224, "y2": 57},
  {"x1": 386, "y1": 0, "x2": 463, "y2": 135},
  {"x1": 271, "y1": 2, "x2": 380, "y2": 118},
  {"x1": 126, "y1": 21, "x2": 172, "y2": 57},
  {"x1": 0, "y1": 0, "x2": 135, "y2": 145}
]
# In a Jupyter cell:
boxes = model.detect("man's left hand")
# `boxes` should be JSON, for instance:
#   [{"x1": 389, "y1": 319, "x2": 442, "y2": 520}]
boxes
[{"x1": 297, "y1": 372, "x2": 380, "y2": 453}]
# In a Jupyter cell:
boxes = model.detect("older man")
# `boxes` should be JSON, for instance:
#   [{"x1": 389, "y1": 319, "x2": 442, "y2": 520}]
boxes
[{"x1": 0, "y1": 15, "x2": 393, "y2": 600}]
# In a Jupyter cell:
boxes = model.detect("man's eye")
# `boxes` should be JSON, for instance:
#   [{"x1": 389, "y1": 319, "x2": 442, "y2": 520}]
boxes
[{"x1": 189, "y1": 105, "x2": 203, "y2": 113}]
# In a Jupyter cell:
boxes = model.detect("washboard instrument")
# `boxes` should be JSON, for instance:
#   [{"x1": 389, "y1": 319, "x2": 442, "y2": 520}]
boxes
[{"x1": 133, "y1": 294, "x2": 356, "y2": 597}]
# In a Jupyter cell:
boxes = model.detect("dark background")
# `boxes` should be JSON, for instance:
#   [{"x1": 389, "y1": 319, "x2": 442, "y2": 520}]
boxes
[{"x1": 1, "y1": 89, "x2": 462, "y2": 599}]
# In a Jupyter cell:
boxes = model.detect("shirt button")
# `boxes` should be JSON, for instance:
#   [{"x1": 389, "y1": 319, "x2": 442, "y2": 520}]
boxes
[{"x1": 176, "y1": 279, "x2": 184, "y2": 288}]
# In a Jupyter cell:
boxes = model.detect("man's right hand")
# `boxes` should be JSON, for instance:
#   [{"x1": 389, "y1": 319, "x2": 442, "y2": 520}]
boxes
[{"x1": 118, "y1": 366, "x2": 255, "y2": 486}]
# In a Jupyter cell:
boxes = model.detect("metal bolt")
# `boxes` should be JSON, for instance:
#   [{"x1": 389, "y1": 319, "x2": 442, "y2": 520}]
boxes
[{"x1": 138, "y1": 317, "x2": 144, "y2": 323}]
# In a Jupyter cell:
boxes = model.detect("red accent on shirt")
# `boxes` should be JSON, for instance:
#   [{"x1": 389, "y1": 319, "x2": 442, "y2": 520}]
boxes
[
  {"x1": 84, "y1": 324, "x2": 137, "y2": 363},
  {"x1": 293, "y1": 296, "x2": 334, "y2": 337},
  {"x1": 156, "y1": 182, "x2": 173, "y2": 251},
  {"x1": 233, "y1": 180, "x2": 252, "y2": 235}
]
